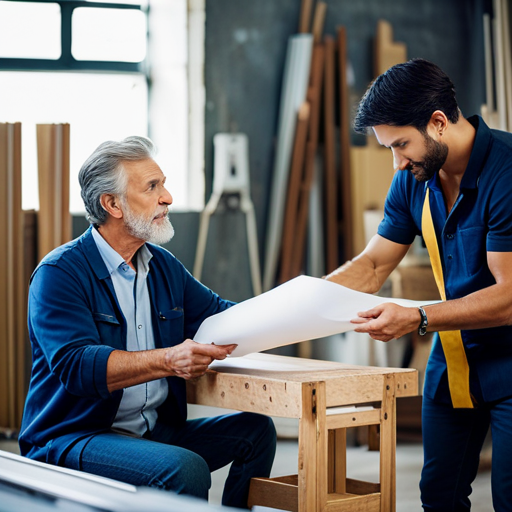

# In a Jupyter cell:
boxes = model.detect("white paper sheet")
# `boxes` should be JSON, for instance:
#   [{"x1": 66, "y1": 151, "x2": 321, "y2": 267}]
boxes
[{"x1": 194, "y1": 275, "x2": 436, "y2": 357}]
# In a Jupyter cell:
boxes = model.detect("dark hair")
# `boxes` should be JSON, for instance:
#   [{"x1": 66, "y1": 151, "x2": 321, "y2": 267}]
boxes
[{"x1": 353, "y1": 58, "x2": 460, "y2": 134}]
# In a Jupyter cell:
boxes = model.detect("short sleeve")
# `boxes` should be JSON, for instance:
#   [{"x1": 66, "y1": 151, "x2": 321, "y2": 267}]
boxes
[
  {"x1": 377, "y1": 171, "x2": 420, "y2": 245},
  {"x1": 486, "y1": 167, "x2": 512, "y2": 252}
]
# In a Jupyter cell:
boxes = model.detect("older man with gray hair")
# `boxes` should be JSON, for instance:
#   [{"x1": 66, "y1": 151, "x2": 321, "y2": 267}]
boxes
[{"x1": 19, "y1": 136, "x2": 276, "y2": 509}]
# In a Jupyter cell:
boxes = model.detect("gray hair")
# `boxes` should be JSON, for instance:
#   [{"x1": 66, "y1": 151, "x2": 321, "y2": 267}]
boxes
[{"x1": 79, "y1": 136, "x2": 156, "y2": 225}]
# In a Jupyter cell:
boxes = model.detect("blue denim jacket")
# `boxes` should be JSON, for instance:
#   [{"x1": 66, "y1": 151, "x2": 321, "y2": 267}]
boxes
[{"x1": 19, "y1": 226, "x2": 233, "y2": 465}]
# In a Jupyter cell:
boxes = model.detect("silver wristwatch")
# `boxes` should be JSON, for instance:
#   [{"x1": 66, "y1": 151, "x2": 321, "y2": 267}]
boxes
[{"x1": 418, "y1": 307, "x2": 428, "y2": 336}]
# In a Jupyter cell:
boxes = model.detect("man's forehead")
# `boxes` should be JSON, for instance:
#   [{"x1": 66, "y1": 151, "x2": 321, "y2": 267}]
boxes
[
  {"x1": 372, "y1": 124, "x2": 421, "y2": 146},
  {"x1": 123, "y1": 158, "x2": 164, "y2": 180}
]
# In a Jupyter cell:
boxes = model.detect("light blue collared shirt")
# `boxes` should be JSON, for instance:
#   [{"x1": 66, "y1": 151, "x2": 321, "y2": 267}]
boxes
[{"x1": 92, "y1": 227, "x2": 168, "y2": 436}]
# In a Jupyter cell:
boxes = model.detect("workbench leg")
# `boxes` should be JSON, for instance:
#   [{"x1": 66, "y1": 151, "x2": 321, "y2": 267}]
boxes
[
  {"x1": 380, "y1": 374, "x2": 397, "y2": 512},
  {"x1": 299, "y1": 381, "x2": 327, "y2": 512},
  {"x1": 328, "y1": 428, "x2": 347, "y2": 494}
]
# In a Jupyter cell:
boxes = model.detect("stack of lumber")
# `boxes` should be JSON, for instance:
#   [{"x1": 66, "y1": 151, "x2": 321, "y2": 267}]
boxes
[
  {"x1": 0, "y1": 122, "x2": 71, "y2": 430},
  {"x1": 264, "y1": 2, "x2": 405, "y2": 289}
]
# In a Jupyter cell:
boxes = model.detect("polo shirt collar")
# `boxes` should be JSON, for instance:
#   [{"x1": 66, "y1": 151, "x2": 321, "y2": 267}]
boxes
[{"x1": 459, "y1": 115, "x2": 492, "y2": 190}]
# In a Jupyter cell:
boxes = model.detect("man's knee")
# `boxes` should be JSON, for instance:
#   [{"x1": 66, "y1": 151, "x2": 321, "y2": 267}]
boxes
[
  {"x1": 150, "y1": 450, "x2": 211, "y2": 500},
  {"x1": 246, "y1": 412, "x2": 277, "y2": 449}
]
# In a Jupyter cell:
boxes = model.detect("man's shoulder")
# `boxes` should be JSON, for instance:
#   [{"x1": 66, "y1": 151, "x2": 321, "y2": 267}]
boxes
[{"x1": 34, "y1": 228, "x2": 94, "y2": 278}]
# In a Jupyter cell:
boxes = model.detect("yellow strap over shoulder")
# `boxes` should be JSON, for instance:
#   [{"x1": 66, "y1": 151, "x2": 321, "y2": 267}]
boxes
[{"x1": 421, "y1": 188, "x2": 473, "y2": 409}]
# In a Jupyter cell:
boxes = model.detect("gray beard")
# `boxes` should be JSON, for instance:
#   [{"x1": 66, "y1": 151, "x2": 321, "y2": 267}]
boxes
[{"x1": 122, "y1": 202, "x2": 175, "y2": 245}]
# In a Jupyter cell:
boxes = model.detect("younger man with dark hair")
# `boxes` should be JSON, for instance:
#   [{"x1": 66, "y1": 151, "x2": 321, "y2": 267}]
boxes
[{"x1": 327, "y1": 58, "x2": 512, "y2": 511}]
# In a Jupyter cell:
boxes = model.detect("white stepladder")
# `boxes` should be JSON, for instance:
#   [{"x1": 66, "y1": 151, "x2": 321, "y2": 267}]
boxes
[{"x1": 193, "y1": 133, "x2": 262, "y2": 296}]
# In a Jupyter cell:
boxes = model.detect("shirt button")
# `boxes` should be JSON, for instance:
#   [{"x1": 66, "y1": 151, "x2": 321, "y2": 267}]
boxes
[
  {"x1": 446, "y1": 234, "x2": 454, "y2": 239},
  {"x1": 138, "y1": 325, "x2": 142, "y2": 329},
  {"x1": 447, "y1": 255, "x2": 453, "y2": 260}
]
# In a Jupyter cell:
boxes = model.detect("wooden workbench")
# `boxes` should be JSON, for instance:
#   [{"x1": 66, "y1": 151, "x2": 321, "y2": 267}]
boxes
[{"x1": 187, "y1": 353, "x2": 418, "y2": 512}]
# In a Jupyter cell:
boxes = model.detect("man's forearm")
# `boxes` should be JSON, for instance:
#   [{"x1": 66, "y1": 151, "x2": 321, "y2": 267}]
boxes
[
  {"x1": 325, "y1": 235, "x2": 410, "y2": 293},
  {"x1": 107, "y1": 348, "x2": 172, "y2": 393},
  {"x1": 424, "y1": 282, "x2": 512, "y2": 333},
  {"x1": 106, "y1": 340, "x2": 237, "y2": 393},
  {"x1": 325, "y1": 255, "x2": 383, "y2": 293}
]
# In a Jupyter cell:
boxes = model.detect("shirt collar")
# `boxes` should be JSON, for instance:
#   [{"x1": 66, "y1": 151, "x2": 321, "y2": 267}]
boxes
[
  {"x1": 91, "y1": 227, "x2": 152, "y2": 275},
  {"x1": 426, "y1": 115, "x2": 492, "y2": 192},
  {"x1": 459, "y1": 115, "x2": 492, "y2": 190}
]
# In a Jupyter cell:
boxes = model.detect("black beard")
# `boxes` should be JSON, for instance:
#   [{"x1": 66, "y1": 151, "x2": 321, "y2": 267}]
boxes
[{"x1": 406, "y1": 134, "x2": 449, "y2": 182}]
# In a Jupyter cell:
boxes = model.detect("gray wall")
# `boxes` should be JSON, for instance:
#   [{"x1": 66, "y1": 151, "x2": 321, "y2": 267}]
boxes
[
  {"x1": 204, "y1": 0, "x2": 486, "y2": 299},
  {"x1": 75, "y1": 1, "x2": 487, "y2": 304}
]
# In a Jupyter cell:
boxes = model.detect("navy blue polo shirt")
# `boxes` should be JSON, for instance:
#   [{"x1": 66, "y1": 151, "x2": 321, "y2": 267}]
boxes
[{"x1": 378, "y1": 115, "x2": 512, "y2": 403}]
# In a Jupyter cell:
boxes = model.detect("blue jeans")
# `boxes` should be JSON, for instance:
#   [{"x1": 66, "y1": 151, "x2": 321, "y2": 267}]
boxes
[
  {"x1": 63, "y1": 412, "x2": 276, "y2": 509},
  {"x1": 420, "y1": 393, "x2": 512, "y2": 511}
]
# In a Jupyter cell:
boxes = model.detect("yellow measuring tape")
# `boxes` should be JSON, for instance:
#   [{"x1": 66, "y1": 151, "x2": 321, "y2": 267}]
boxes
[{"x1": 421, "y1": 188, "x2": 473, "y2": 408}]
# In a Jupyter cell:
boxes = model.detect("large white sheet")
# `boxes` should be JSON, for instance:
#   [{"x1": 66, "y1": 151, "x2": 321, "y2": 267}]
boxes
[{"x1": 194, "y1": 276, "x2": 436, "y2": 357}]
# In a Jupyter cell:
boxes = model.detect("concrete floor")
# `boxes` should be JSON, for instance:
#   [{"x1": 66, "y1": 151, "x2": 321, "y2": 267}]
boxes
[
  {"x1": 0, "y1": 438, "x2": 493, "y2": 511},
  {"x1": 211, "y1": 440, "x2": 493, "y2": 512}
]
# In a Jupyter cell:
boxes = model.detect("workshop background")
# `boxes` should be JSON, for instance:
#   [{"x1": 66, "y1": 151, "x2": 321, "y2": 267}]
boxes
[{"x1": 0, "y1": 0, "x2": 503, "y2": 510}]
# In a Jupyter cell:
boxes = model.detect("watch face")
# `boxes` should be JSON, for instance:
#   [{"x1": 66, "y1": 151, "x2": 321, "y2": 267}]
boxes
[{"x1": 419, "y1": 326, "x2": 427, "y2": 336}]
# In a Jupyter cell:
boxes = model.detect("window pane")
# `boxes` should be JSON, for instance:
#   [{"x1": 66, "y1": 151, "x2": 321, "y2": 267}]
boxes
[
  {"x1": 0, "y1": 72, "x2": 148, "y2": 213},
  {"x1": 84, "y1": 0, "x2": 148, "y2": 5},
  {"x1": 72, "y1": 8, "x2": 146, "y2": 62},
  {"x1": 0, "y1": 2, "x2": 61, "y2": 59}
]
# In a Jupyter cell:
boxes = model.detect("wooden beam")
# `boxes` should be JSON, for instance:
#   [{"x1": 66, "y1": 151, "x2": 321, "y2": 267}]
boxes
[
  {"x1": 337, "y1": 26, "x2": 354, "y2": 260},
  {"x1": 280, "y1": 102, "x2": 310, "y2": 284},
  {"x1": 291, "y1": 44, "x2": 325, "y2": 277},
  {"x1": 0, "y1": 123, "x2": 23, "y2": 429},
  {"x1": 312, "y1": 2, "x2": 327, "y2": 44},
  {"x1": 37, "y1": 124, "x2": 71, "y2": 261},
  {"x1": 323, "y1": 35, "x2": 338, "y2": 274},
  {"x1": 299, "y1": 0, "x2": 313, "y2": 34}
]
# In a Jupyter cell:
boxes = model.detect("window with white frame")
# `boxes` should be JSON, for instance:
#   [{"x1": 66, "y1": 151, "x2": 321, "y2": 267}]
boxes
[{"x1": 0, "y1": 0, "x2": 198, "y2": 212}]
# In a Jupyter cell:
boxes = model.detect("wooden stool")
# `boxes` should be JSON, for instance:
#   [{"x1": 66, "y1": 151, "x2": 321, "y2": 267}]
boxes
[{"x1": 187, "y1": 353, "x2": 418, "y2": 512}]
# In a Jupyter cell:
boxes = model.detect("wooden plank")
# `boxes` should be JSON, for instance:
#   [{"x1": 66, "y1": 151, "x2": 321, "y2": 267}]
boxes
[
  {"x1": 248, "y1": 477, "x2": 298, "y2": 511},
  {"x1": 37, "y1": 124, "x2": 71, "y2": 262},
  {"x1": 0, "y1": 124, "x2": 10, "y2": 428},
  {"x1": 186, "y1": 371, "x2": 302, "y2": 418},
  {"x1": 60, "y1": 124, "x2": 71, "y2": 244},
  {"x1": 325, "y1": 492, "x2": 380, "y2": 512},
  {"x1": 291, "y1": 44, "x2": 325, "y2": 277},
  {"x1": 379, "y1": 374, "x2": 397, "y2": 512},
  {"x1": 337, "y1": 26, "x2": 354, "y2": 260},
  {"x1": 346, "y1": 478, "x2": 380, "y2": 495},
  {"x1": 312, "y1": 2, "x2": 327, "y2": 43},
  {"x1": 298, "y1": 381, "x2": 325, "y2": 512},
  {"x1": 326, "y1": 409, "x2": 381, "y2": 430},
  {"x1": 6, "y1": 124, "x2": 17, "y2": 428},
  {"x1": 328, "y1": 430, "x2": 335, "y2": 493},
  {"x1": 21, "y1": 210, "x2": 38, "y2": 423},
  {"x1": 299, "y1": 0, "x2": 313, "y2": 34},
  {"x1": 316, "y1": 380, "x2": 328, "y2": 511},
  {"x1": 333, "y1": 429, "x2": 347, "y2": 494},
  {"x1": 37, "y1": 124, "x2": 55, "y2": 261},
  {"x1": 0, "y1": 123, "x2": 23, "y2": 429},
  {"x1": 11, "y1": 123, "x2": 24, "y2": 428},
  {"x1": 323, "y1": 35, "x2": 338, "y2": 274},
  {"x1": 279, "y1": 102, "x2": 310, "y2": 284},
  {"x1": 374, "y1": 20, "x2": 406, "y2": 78}
]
